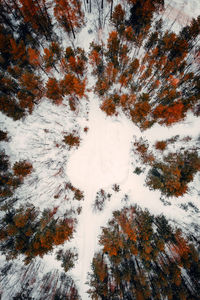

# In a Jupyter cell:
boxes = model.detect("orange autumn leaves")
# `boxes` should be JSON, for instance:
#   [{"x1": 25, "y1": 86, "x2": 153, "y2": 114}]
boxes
[
  {"x1": 100, "y1": 208, "x2": 137, "y2": 257},
  {"x1": 0, "y1": 204, "x2": 75, "y2": 262},
  {"x1": 89, "y1": 206, "x2": 200, "y2": 300},
  {"x1": 153, "y1": 101, "x2": 184, "y2": 125},
  {"x1": 89, "y1": 4, "x2": 200, "y2": 129},
  {"x1": 45, "y1": 46, "x2": 87, "y2": 107}
]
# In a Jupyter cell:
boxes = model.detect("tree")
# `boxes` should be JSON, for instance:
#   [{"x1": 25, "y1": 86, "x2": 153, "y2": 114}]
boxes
[
  {"x1": 0, "y1": 204, "x2": 75, "y2": 262},
  {"x1": 18, "y1": 0, "x2": 52, "y2": 39},
  {"x1": 56, "y1": 248, "x2": 78, "y2": 272},
  {"x1": 127, "y1": 0, "x2": 164, "y2": 35},
  {"x1": 106, "y1": 31, "x2": 120, "y2": 67},
  {"x1": 146, "y1": 150, "x2": 200, "y2": 197},
  {"x1": 46, "y1": 77, "x2": 63, "y2": 104},
  {"x1": 101, "y1": 98, "x2": 116, "y2": 116},
  {"x1": 54, "y1": 0, "x2": 84, "y2": 38},
  {"x1": 111, "y1": 4, "x2": 125, "y2": 31},
  {"x1": 63, "y1": 133, "x2": 80, "y2": 148},
  {"x1": 153, "y1": 101, "x2": 185, "y2": 126},
  {"x1": 9, "y1": 38, "x2": 27, "y2": 64},
  {"x1": 154, "y1": 140, "x2": 167, "y2": 151},
  {"x1": 27, "y1": 47, "x2": 41, "y2": 68},
  {"x1": 88, "y1": 205, "x2": 200, "y2": 299},
  {"x1": 0, "y1": 130, "x2": 9, "y2": 142},
  {"x1": 13, "y1": 160, "x2": 33, "y2": 178}
]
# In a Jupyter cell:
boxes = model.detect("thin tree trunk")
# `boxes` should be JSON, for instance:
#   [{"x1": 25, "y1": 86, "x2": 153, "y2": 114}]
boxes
[
  {"x1": 66, "y1": 9, "x2": 76, "y2": 38},
  {"x1": 110, "y1": 0, "x2": 113, "y2": 19},
  {"x1": 0, "y1": 11, "x2": 15, "y2": 31},
  {"x1": 89, "y1": 0, "x2": 91, "y2": 13}
]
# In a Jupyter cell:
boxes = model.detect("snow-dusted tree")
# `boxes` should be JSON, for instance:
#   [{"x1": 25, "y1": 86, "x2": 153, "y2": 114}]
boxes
[{"x1": 88, "y1": 205, "x2": 200, "y2": 299}]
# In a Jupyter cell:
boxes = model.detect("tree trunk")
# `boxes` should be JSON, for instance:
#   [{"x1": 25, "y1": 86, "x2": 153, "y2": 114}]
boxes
[{"x1": 110, "y1": 0, "x2": 113, "y2": 19}]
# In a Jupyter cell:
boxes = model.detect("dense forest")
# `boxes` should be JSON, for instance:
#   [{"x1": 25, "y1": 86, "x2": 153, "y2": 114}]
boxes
[{"x1": 0, "y1": 0, "x2": 200, "y2": 299}]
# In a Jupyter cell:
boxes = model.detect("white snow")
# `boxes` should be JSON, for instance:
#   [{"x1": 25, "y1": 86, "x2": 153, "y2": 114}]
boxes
[
  {"x1": 0, "y1": 0, "x2": 200, "y2": 299},
  {"x1": 67, "y1": 94, "x2": 134, "y2": 191},
  {"x1": 66, "y1": 94, "x2": 200, "y2": 299}
]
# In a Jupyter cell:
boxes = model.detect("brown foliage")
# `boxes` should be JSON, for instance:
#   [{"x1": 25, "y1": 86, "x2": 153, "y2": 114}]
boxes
[
  {"x1": 155, "y1": 141, "x2": 167, "y2": 151},
  {"x1": 63, "y1": 134, "x2": 80, "y2": 148},
  {"x1": 153, "y1": 101, "x2": 185, "y2": 126},
  {"x1": 46, "y1": 77, "x2": 63, "y2": 104},
  {"x1": 13, "y1": 161, "x2": 33, "y2": 178},
  {"x1": 101, "y1": 98, "x2": 116, "y2": 116}
]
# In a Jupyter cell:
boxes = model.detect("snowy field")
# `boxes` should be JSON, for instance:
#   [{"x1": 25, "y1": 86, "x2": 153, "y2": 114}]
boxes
[{"x1": 0, "y1": 0, "x2": 200, "y2": 299}]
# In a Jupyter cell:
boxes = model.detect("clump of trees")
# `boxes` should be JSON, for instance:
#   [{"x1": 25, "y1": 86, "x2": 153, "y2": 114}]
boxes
[
  {"x1": 88, "y1": 205, "x2": 200, "y2": 299},
  {"x1": 0, "y1": 0, "x2": 86, "y2": 120},
  {"x1": 0, "y1": 259, "x2": 80, "y2": 300},
  {"x1": 89, "y1": 2, "x2": 200, "y2": 129},
  {"x1": 0, "y1": 152, "x2": 33, "y2": 200},
  {"x1": 93, "y1": 189, "x2": 112, "y2": 212},
  {"x1": 0, "y1": 203, "x2": 75, "y2": 264},
  {"x1": 133, "y1": 137, "x2": 155, "y2": 165},
  {"x1": 146, "y1": 150, "x2": 200, "y2": 197},
  {"x1": 45, "y1": 46, "x2": 88, "y2": 108},
  {"x1": 133, "y1": 136, "x2": 200, "y2": 197}
]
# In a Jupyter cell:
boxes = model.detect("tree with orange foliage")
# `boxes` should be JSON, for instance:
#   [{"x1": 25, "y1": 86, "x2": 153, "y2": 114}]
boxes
[
  {"x1": 111, "y1": 4, "x2": 125, "y2": 31},
  {"x1": 13, "y1": 160, "x2": 33, "y2": 178},
  {"x1": 130, "y1": 100, "x2": 151, "y2": 125},
  {"x1": 101, "y1": 98, "x2": 116, "y2": 116},
  {"x1": 46, "y1": 77, "x2": 63, "y2": 104},
  {"x1": 9, "y1": 38, "x2": 27, "y2": 64},
  {"x1": 155, "y1": 140, "x2": 167, "y2": 151},
  {"x1": 105, "y1": 62, "x2": 118, "y2": 85},
  {"x1": 54, "y1": 0, "x2": 84, "y2": 38},
  {"x1": 17, "y1": 71, "x2": 43, "y2": 112},
  {"x1": 43, "y1": 47, "x2": 59, "y2": 72},
  {"x1": 28, "y1": 48, "x2": 41, "y2": 68},
  {"x1": 153, "y1": 101, "x2": 185, "y2": 126},
  {"x1": 60, "y1": 73, "x2": 86, "y2": 99},
  {"x1": 18, "y1": 0, "x2": 52, "y2": 39},
  {"x1": 20, "y1": 72, "x2": 42, "y2": 99},
  {"x1": 0, "y1": 204, "x2": 75, "y2": 263},
  {"x1": 88, "y1": 205, "x2": 200, "y2": 299},
  {"x1": 147, "y1": 150, "x2": 200, "y2": 197},
  {"x1": 106, "y1": 31, "x2": 120, "y2": 67}
]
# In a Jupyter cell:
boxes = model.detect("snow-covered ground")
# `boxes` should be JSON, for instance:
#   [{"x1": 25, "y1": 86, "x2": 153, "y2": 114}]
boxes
[
  {"x1": 66, "y1": 91, "x2": 200, "y2": 299},
  {"x1": 0, "y1": 0, "x2": 200, "y2": 299}
]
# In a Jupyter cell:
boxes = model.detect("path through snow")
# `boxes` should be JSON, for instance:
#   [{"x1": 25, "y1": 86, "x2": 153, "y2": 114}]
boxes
[{"x1": 67, "y1": 94, "x2": 134, "y2": 299}]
